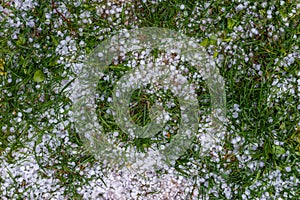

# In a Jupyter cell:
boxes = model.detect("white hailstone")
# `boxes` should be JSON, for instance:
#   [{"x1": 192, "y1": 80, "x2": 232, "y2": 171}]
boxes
[
  {"x1": 251, "y1": 28, "x2": 259, "y2": 35},
  {"x1": 107, "y1": 97, "x2": 112, "y2": 102},
  {"x1": 261, "y1": 2, "x2": 267, "y2": 8},
  {"x1": 232, "y1": 112, "x2": 239, "y2": 118},
  {"x1": 180, "y1": 4, "x2": 185, "y2": 10},
  {"x1": 163, "y1": 113, "x2": 171, "y2": 122},
  {"x1": 236, "y1": 4, "x2": 244, "y2": 11},
  {"x1": 9, "y1": 127, "x2": 15, "y2": 133},
  {"x1": 233, "y1": 104, "x2": 240, "y2": 111},
  {"x1": 170, "y1": 65, "x2": 176, "y2": 71},
  {"x1": 224, "y1": 187, "x2": 232, "y2": 199},
  {"x1": 247, "y1": 162, "x2": 255, "y2": 170},
  {"x1": 113, "y1": 131, "x2": 119, "y2": 137},
  {"x1": 140, "y1": 60, "x2": 145, "y2": 65},
  {"x1": 59, "y1": 108, "x2": 65, "y2": 114},
  {"x1": 115, "y1": 7, "x2": 122, "y2": 13},
  {"x1": 274, "y1": 140, "x2": 281, "y2": 145},
  {"x1": 245, "y1": 189, "x2": 250, "y2": 196},
  {"x1": 265, "y1": 192, "x2": 270, "y2": 197},
  {"x1": 231, "y1": 138, "x2": 237, "y2": 144},
  {"x1": 285, "y1": 166, "x2": 291, "y2": 172}
]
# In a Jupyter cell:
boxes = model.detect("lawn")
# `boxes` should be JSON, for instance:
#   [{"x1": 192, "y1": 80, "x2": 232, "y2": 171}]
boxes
[{"x1": 0, "y1": 0, "x2": 299, "y2": 199}]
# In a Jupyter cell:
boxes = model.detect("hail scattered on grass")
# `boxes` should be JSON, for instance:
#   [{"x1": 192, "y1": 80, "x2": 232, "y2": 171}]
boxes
[{"x1": 0, "y1": 0, "x2": 299, "y2": 199}]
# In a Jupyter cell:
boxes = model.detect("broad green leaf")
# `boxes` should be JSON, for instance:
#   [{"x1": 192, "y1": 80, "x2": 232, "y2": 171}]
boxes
[
  {"x1": 200, "y1": 38, "x2": 209, "y2": 47},
  {"x1": 16, "y1": 35, "x2": 26, "y2": 46},
  {"x1": 279, "y1": 9, "x2": 287, "y2": 19},
  {"x1": 279, "y1": 122, "x2": 285, "y2": 130},
  {"x1": 259, "y1": 9, "x2": 265, "y2": 16},
  {"x1": 33, "y1": 70, "x2": 45, "y2": 82},
  {"x1": 200, "y1": 35, "x2": 218, "y2": 47},
  {"x1": 223, "y1": 37, "x2": 232, "y2": 42},
  {"x1": 296, "y1": 145, "x2": 300, "y2": 156},
  {"x1": 272, "y1": 145, "x2": 285, "y2": 155},
  {"x1": 227, "y1": 19, "x2": 236, "y2": 30},
  {"x1": 213, "y1": 51, "x2": 219, "y2": 58},
  {"x1": 209, "y1": 35, "x2": 218, "y2": 46},
  {"x1": 0, "y1": 58, "x2": 6, "y2": 76}
]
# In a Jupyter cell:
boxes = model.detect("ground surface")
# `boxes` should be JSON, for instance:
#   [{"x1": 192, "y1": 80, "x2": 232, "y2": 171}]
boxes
[{"x1": 0, "y1": 0, "x2": 300, "y2": 199}]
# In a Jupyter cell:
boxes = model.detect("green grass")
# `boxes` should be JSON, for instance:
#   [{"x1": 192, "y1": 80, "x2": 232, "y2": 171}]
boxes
[{"x1": 0, "y1": 0, "x2": 299, "y2": 199}]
